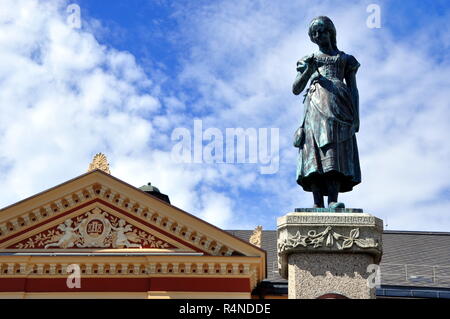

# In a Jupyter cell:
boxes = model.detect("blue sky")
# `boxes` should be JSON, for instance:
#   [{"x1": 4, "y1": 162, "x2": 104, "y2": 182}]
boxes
[{"x1": 0, "y1": 0, "x2": 449, "y2": 232}]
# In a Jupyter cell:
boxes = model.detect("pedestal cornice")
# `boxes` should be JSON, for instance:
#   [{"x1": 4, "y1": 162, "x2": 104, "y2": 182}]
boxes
[{"x1": 277, "y1": 210, "x2": 383, "y2": 279}]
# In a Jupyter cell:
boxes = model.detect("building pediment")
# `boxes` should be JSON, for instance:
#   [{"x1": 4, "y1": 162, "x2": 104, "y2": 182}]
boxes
[
  {"x1": 0, "y1": 170, "x2": 265, "y2": 260},
  {"x1": 0, "y1": 170, "x2": 266, "y2": 298},
  {"x1": 7, "y1": 205, "x2": 180, "y2": 251}
]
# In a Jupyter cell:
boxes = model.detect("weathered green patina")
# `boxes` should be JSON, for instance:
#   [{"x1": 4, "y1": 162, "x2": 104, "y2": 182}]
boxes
[{"x1": 292, "y1": 16, "x2": 361, "y2": 209}]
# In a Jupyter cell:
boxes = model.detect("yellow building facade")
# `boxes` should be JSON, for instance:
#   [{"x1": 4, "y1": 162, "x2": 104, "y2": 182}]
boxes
[{"x1": 0, "y1": 169, "x2": 266, "y2": 299}]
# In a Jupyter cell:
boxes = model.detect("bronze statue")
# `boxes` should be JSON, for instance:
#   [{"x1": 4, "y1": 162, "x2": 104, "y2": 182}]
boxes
[{"x1": 293, "y1": 16, "x2": 361, "y2": 209}]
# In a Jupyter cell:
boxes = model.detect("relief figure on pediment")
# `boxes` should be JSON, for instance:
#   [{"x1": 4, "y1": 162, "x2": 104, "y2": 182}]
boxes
[
  {"x1": 111, "y1": 219, "x2": 142, "y2": 248},
  {"x1": 13, "y1": 209, "x2": 174, "y2": 250},
  {"x1": 44, "y1": 219, "x2": 80, "y2": 249}
]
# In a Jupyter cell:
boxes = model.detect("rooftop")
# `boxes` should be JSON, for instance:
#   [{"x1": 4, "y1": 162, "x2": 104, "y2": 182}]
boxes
[{"x1": 227, "y1": 229, "x2": 450, "y2": 289}]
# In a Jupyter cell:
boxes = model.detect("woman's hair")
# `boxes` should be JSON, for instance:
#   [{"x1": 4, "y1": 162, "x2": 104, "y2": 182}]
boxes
[{"x1": 308, "y1": 16, "x2": 338, "y2": 51}]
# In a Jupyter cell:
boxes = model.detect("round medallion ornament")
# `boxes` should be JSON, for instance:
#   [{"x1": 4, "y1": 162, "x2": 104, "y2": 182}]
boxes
[
  {"x1": 86, "y1": 219, "x2": 105, "y2": 238},
  {"x1": 77, "y1": 209, "x2": 112, "y2": 247}
]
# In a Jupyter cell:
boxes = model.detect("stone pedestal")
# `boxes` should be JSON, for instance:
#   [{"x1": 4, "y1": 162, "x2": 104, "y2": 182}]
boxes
[{"x1": 277, "y1": 209, "x2": 383, "y2": 299}]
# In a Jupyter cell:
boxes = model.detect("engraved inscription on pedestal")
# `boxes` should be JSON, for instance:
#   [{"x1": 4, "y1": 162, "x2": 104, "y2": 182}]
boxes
[{"x1": 280, "y1": 212, "x2": 383, "y2": 227}]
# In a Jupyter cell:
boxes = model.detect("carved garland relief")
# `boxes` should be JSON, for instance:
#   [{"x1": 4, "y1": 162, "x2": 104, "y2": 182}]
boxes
[
  {"x1": 278, "y1": 226, "x2": 378, "y2": 252},
  {"x1": 11, "y1": 208, "x2": 175, "y2": 249}
]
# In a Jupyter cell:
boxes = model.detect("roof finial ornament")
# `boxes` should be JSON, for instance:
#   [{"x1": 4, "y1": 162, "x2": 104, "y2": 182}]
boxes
[
  {"x1": 88, "y1": 153, "x2": 111, "y2": 174},
  {"x1": 249, "y1": 225, "x2": 263, "y2": 248}
]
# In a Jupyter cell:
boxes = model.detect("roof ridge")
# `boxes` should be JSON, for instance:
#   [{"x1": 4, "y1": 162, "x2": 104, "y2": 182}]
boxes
[
  {"x1": 383, "y1": 230, "x2": 450, "y2": 236},
  {"x1": 227, "y1": 229, "x2": 450, "y2": 236}
]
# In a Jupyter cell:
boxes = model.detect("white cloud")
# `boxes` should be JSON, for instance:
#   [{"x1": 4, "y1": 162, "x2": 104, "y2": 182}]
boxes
[
  {"x1": 1, "y1": 0, "x2": 449, "y2": 233},
  {"x1": 171, "y1": 0, "x2": 450, "y2": 231},
  {"x1": 198, "y1": 192, "x2": 234, "y2": 228},
  {"x1": 0, "y1": 0, "x2": 239, "y2": 229}
]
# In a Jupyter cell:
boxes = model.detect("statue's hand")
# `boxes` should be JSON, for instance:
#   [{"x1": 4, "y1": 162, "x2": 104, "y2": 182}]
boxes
[{"x1": 304, "y1": 56, "x2": 318, "y2": 73}]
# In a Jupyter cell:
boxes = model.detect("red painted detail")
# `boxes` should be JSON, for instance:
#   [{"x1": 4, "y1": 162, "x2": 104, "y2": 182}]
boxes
[
  {"x1": 150, "y1": 277, "x2": 250, "y2": 292},
  {"x1": 0, "y1": 278, "x2": 149, "y2": 292},
  {"x1": 0, "y1": 278, "x2": 27, "y2": 292},
  {"x1": 0, "y1": 277, "x2": 250, "y2": 293},
  {"x1": 25, "y1": 278, "x2": 150, "y2": 292}
]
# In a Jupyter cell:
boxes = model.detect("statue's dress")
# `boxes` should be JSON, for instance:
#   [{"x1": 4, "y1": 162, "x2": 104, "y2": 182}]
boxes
[{"x1": 296, "y1": 51, "x2": 361, "y2": 194}]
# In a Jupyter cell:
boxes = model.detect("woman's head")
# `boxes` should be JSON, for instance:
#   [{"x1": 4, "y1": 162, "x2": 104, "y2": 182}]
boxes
[{"x1": 308, "y1": 16, "x2": 338, "y2": 50}]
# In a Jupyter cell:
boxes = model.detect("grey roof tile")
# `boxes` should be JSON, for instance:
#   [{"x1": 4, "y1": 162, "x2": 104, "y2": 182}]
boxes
[{"x1": 227, "y1": 229, "x2": 450, "y2": 288}]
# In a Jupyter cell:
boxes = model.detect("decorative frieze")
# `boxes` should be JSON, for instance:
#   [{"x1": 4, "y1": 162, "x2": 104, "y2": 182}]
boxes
[
  {"x1": 202, "y1": 239, "x2": 212, "y2": 250},
  {"x1": 220, "y1": 263, "x2": 227, "y2": 275},
  {"x1": 85, "y1": 186, "x2": 96, "y2": 199},
  {"x1": 75, "y1": 191, "x2": 87, "y2": 203},
  {"x1": 0, "y1": 224, "x2": 9, "y2": 236},
  {"x1": 243, "y1": 264, "x2": 250, "y2": 275},
  {"x1": 154, "y1": 215, "x2": 163, "y2": 226},
  {"x1": 164, "y1": 219, "x2": 173, "y2": 230},
  {"x1": 173, "y1": 225, "x2": 182, "y2": 235},
  {"x1": 7, "y1": 263, "x2": 15, "y2": 275},
  {"x1": 160, "y1": 263, "x2": 168, "y2": 274},
  {"x1": 232, "y1": 263, "x2": 239, "y2": 275},
  {"x1": 32, "y1": 209, "x2": 43, "y2": 222},
  {"x1": 36, "y1": 264, "x2": 44, "y2": 275},
  {"x1": 49, "y1": 264, "x2": 57, "y2": 275},
  {"x1": 10, "y1": 219, "x2": 20, "y2": 230},
  {"x1": 98, "y1": 186, "x2": 107, "y2": 198},
  {"x1": 208, "y1": 263, "x2": 215, "y2": 274},
  {"x1": 11, "y1": 208, "x2": 175, "y2": 250},
  {"x1": 193, "y1": 233, "x2": 203, "y2": 245},
  {"x1": 147, "y1": 263, "x2": 156, "y2": 274},
  {"x1": 115, "y1": 197, "x2": 125, "y2": 207},
  {"x1": 20, "y1": 214, "x2": 31, "y2": 226},
  {"x1": 85, "y1": 264, "x2": 93, "y2": 275},
  {"x1": 97, "y1": 263, "x2": 104, "y2": 275},
  {"x1": 214, "y1": 243, "x2": 223, "y2": 254},
  {"x1": 183, "y1": 229, "x2": 193, "y2": 240},
  {"x1": 120, "y1": 264, "x2": 128, "y2": 274},
  {"x1": 0, "y1": 183, "x2": 235, "y2": 258},
  {"x1": 109, "y1": 264, "x2": 116, "y2": 275},
  {"x1": 134, "y1": 207, "x2": 144, "y2": 216},
  {"x1": 54, "y1": 200, "x2": 65, "y2": 212},
  {"x1": 0, "y1": 261, "x2": 261, "y2": 291},
  {"x1": 224, "y1": 248, "x2": 234, "y2": 256}
]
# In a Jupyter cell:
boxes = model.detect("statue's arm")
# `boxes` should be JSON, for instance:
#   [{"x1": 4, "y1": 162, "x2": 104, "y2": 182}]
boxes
[
  {"x1": 292, "y1": 56, "x2": 315, "y2": 95},
  {"x1": 345, "y1": 71, "x2": 360, "y2": 132}
]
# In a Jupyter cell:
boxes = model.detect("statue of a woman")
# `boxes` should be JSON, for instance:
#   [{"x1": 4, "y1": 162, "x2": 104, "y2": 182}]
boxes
[{"x1": 292, "y1": 16, "x2": 361, "y2": 209}]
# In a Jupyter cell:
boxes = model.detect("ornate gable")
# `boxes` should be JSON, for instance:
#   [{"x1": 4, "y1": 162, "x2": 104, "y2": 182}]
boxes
[
  {"x1": 0, "y1": 170, "x2": 265, "y2": 259},
  {"x1": 9, "y1": 207, "x2": 177, "y2": 250},
  {"x1": 0, "y1": 170, "x2": 266, "y2": 297}
]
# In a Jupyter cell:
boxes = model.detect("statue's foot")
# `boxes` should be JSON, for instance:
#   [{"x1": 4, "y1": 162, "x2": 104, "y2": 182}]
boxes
[
  {"x1": 313, "y1": 204, "x2": 324, "y2": 208},
  {"x1": 329, "y1": 202, "x2": 345, "y2": 209}
]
